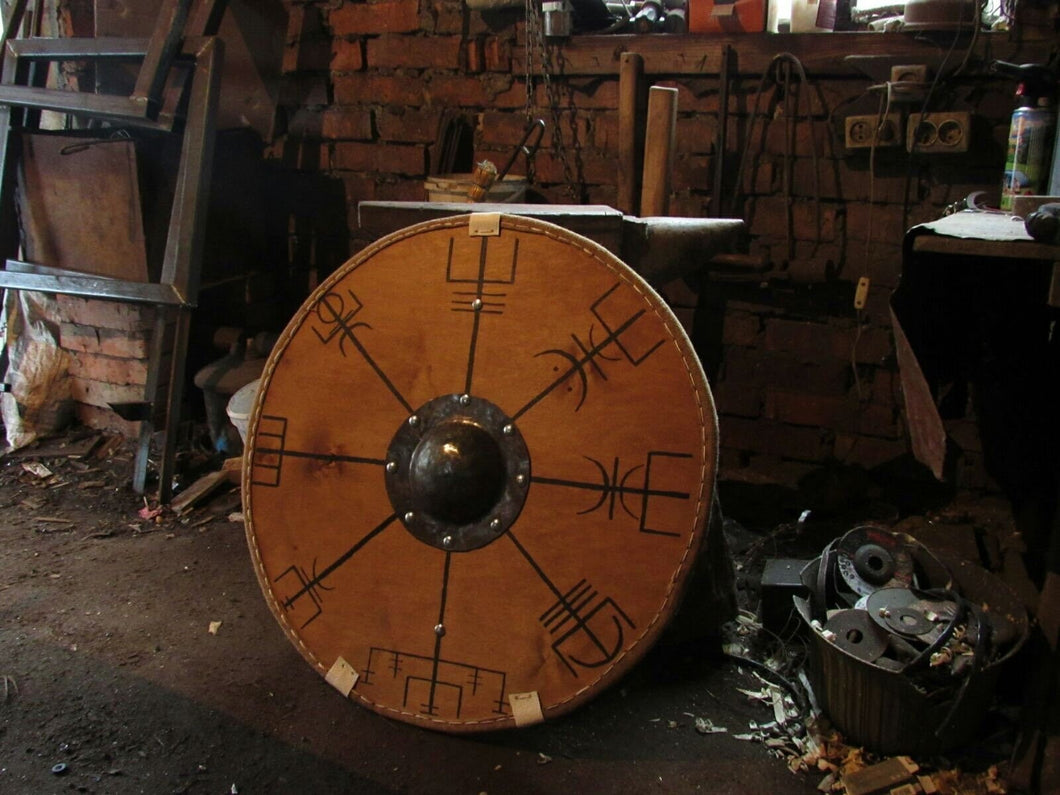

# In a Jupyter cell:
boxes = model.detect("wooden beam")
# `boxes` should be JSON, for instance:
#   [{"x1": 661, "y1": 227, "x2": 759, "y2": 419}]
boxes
[{"x1": 513, "y1": 32, "x2": 1053, "y2": 77}]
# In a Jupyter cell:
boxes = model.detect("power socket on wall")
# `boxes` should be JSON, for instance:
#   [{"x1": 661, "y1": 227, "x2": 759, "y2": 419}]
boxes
[
  {"x1": 907, "y1": 111, "x2": 971, "y2": 153},
  {"x1": 844, "y1": 113, "x2": 904, "y2": 149}
]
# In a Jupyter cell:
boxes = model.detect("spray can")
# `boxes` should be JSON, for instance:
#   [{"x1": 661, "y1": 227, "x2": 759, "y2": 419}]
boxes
[
  {"x1": 1001, "y1": 101, "x2": 1055, "y2": 211},
  {"x1": 994, "y1": 61, "x2": 1058, "y2": 211}
]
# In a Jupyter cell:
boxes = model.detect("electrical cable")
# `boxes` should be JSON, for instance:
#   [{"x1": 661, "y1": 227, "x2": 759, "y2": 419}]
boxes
[
  {"x1": 730, "y1": 52, "x2": 821, "y2": 255},
  {"x1": 722, "y1": 651, "x2": 811, "y2": 719}
]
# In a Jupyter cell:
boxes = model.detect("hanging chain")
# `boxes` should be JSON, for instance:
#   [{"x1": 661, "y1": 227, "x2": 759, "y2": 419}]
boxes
[
  {"x1": 523, "y1": 0, "x2": 538, "y2": 184},
  {"x1": 523, "y1": 0, "x2": 580, "y2": 200}
]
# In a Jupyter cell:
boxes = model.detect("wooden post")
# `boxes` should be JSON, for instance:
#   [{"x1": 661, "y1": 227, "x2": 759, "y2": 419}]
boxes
[
  {"x1": 617, "y1": 52, "x2": 644, "y2": 216},
  {"x1": 639, "y1": 85, "x2": 678, "y2": 218}
]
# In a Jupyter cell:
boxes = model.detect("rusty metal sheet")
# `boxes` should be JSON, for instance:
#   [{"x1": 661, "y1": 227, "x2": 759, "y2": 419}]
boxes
[{"x1": 889, "y1": 304, "x2": 946, "y2": 480}]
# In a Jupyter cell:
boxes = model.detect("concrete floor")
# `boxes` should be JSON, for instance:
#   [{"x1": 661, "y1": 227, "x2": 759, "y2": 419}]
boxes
[
  {"x1": 0, "y1": 437, "x2": 1044, "y2": 794},
  {"x1": 0, "y1": 455, "x2": 827, "y2": 794}
]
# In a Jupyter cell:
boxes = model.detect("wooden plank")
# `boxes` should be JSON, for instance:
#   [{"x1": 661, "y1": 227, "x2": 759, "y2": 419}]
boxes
[
  {"x1": 169, "y1": 469, "x2": 230, "y2": 515},
  {"x1": 17, "y1": 133, "x2": 149, "y2": 282},
  {"x1": 640, "y1": 86, "x2": 678, "y2": 217},
  {"x1": 513, "y1": 32, "x2": 1052, "y2": 77},
  {"x1": 617, "y1": 52, "x2": 644, "y2": 216}
]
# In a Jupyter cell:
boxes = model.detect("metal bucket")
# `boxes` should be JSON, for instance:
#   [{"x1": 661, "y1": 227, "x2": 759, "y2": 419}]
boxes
[{"x1": 795, "y1": 544, "x2": 1028, "y2": 756}]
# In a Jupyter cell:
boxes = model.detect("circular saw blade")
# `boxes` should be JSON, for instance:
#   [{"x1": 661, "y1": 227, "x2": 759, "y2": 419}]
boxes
[
  {"x1": 242, "y1": 214, "x2": 718, "y2": 732},
  {"x1": 835, "y1": 526, "x2": 915, "y2": 598}
]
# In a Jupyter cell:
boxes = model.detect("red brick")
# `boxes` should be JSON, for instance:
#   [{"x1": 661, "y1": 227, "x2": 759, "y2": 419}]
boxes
[
  {"x1": 375, "y1": 178, "x2": 428, "y2": 201},
  {"x1": 675, "y1": 116, "x2": 716, "y2": 156},
  {"x1": 478, "y1": 110, "x2": 586, "y2": 153},
  {"x1": 329, "y1": 0, "x2": 422, "y2": 35},
  {"x1": 465, "y1": 37, "x2": 485, "y2": 74},
  {"x1": 483, "y1": 36, "x2": 511, "y2": 72},
  {"x1": 719, "y1": 415, "x2": 832, "y2": 462},
  {"x1": 713, "y1": 378, "x2": 763, "y2": 418},
  {"x1": 748, "y1": 196, "x2": 837, "y2": 243},
  {"x1": 55, "y1": 296, "x2": 154, "y2": 332},
  {"x1": 366, "y1": 34, "x2": 462, "y2": 69},
  {"x1": 739, "y1": 159, "x2": 777, "y2": 196},
  {"x1": 490, "y1": 79, "x2": 527, "y2": 110},
  {"x1": 345, "y1": 171, "x2": 384, "y2": 206},
  {"x1": 330, "y1": 38, "x2": 365, "y2": 72},
  {"x1": 321, "y1": 108, "x2": 373, "y2": 140},
  {"x1": 720, "y1": 347, "x2": 850, "y2": 398},
  {"x1": 833, "y1": 433, "x2": 908, "y2": 468},
  {"x1": 332, "y1": 141, "x2": 426, "y2": 175},
  {"x1": 528, "y1": 149, "x2": 614, "y2": 187},
  {"x1": 68, "y1": 352, "x2": 148, "y2": 386},
  {"x1": 376, "y1": 108, "x2": 441, "y2": 143},
  {"x1": 584, "y1": 183, "x2": 616, "y2": 207},
  {"x1": 569, "y1": 78, "x2": 619, "y2": 110},
  {"x1": 764, "y1": 317, "x2": 835, "y2": 359},
  {"x1": 864, "y1": 366, "x2": 898, "y2": 407},
  {"x1": 829, "y1": 157, "x2": 913, "y2": 204},
  {"x1": 333, "y1": 73, "x2": 423, "y2": 106},
  {"x1": 425, "y1": 74, "x2": 496, "y2": 107},
  {"x1": 925, "y1": 167, "x2": 1002, "y2": 207},
  {"x1": 592, "y1": 114, "x2": 619, "y2": 154},
  {"x1": 671, "y1": 155, "x2": 711, "y2": 193},
  {"x1": 432, "y1": 0, "x2": 470, "y2": 33},
  {"x1": 765, "y1": 389, "x2": 899, "y2": 437},
  {"x1": 762, "y1": 119, "x2": 837, "y2": 160},
  {"x1": 668, "y1": 194, "x2": 710, "y2": 218},
  {"x1": 846, "y1": 202, "x2": 907, "y2": 243},
  {"x1": 722, "y1": 312, "x2": 760, "y2": 347},
  {"x1": 69, "y1": 377, "x2": 143, "y2": 409},
  {"x1": 60, "y1": 323, "x2": 150, "y2": 359},
  {"x1": 854, "y1": 243, "x2": 903, "y2": 290},
  {"x1": 846, "y1": 323, "x2": 893, "y2": 365},
  {"x1": 667, "y1": 79, "x2": 718, "y2": 115}
]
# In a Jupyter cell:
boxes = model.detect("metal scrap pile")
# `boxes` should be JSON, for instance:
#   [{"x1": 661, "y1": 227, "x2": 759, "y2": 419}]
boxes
[{"x1": 794, "y1": 526, "x2": 1028, "y2": 758}]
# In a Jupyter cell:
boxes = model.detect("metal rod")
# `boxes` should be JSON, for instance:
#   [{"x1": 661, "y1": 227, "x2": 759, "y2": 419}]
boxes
[{"x1": 0, "y1": 262, "x2": 186, "y2": 305}]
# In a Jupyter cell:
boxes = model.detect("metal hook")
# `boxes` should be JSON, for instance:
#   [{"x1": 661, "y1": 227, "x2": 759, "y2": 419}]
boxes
[{"x1": 496, "y1": 119, "x2": 545, "y2": 184}]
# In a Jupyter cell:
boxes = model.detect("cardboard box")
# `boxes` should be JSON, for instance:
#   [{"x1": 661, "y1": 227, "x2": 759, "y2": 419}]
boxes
[{"x1": 688, "y1": 0, "x2": 766, "y2": 32}]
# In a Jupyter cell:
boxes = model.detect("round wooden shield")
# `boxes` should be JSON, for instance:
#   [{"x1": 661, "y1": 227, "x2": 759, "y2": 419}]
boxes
[{"x1": 243, "y1": 213, "x2": 718, "y2": 732}]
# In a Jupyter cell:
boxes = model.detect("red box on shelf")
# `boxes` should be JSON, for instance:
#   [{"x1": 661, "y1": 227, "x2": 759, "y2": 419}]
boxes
[{"x1": 688, "y1": 0, "x2": 766, "y2": 32}]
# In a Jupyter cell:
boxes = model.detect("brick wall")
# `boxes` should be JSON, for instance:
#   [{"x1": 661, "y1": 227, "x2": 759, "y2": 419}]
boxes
[
  {"x1": 56, "y1": 296, "x2": 152, "y2": 438},
  {"x1": 272, "y1": 1, "x2": 1058, "y2": 492}
]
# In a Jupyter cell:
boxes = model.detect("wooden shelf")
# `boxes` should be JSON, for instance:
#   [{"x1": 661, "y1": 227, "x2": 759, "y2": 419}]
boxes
[{"x1": 514, "y1": 31, "x2": 1055, "y2": 77}]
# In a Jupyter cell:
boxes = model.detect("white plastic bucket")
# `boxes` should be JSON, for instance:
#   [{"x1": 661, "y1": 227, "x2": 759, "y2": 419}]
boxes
[{"x1": 226, "y1": 378, "x2": 260, "y2": 445}]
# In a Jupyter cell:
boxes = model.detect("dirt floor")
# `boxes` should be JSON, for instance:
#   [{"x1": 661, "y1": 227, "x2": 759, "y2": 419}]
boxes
[{"x1": 0, "y1": 428, "x2": 1047, "y2": 794}]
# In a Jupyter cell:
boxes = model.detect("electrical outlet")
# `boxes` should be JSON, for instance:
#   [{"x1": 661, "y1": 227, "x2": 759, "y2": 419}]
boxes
[
  {"x1": 890, "y1": 64, "x2": 929, "y2": 83},
  {"x1": 845, "y1": 113, "x2": 903, "y2": 149},
  {"x1": 906, "y1": 111, "x2": 971, "y2": 153}
]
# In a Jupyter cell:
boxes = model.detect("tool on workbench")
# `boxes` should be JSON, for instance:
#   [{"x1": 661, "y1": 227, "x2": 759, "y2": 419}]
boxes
[{"x1": 466, "y1": 119, "x2": 544, "y2": 202}]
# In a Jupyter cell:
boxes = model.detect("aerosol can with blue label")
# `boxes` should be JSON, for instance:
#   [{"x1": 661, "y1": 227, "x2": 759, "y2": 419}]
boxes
[{"x1": 994, "y1": 61, "x2": 1057, "y2": 212}]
